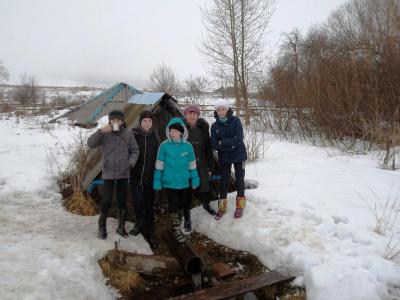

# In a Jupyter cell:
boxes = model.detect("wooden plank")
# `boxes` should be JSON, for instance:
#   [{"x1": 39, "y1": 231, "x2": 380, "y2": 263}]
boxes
[{"x1": 167, "y1": 271, "x2": 293, "y2": 300}]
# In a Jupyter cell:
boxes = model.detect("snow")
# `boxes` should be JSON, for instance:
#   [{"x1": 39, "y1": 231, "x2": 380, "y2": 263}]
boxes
[
  {"x1": 0, "y1": 116, "x2": 152, "y2": 300},
  {"x1": 192, "y1": 136, "x2": 400, "y2": 300},
  {"x1": 0, "y1": 113, "x2": 399, "y2": 300}
]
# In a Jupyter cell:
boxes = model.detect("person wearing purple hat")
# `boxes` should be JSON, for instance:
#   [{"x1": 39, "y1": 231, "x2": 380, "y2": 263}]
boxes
[{"x1": 183, "y1": 105, "x2": 216, "y2": 232}]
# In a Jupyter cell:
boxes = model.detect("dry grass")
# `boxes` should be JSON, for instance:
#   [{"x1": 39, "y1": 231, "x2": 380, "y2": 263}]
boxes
[
  {"x1": 64, "y1": 189, "x2": 98, "y2": 216},
  {"x1": 98, "y1": 257, "x2": 144, "y2": 294}
]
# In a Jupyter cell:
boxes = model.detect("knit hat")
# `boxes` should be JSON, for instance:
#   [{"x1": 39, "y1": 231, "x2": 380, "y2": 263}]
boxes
[
  {"x1": 183, "y1": 105, "x2": 200, "y2": 116},
  {"x1": 108, "y1": 110, "x2": 124, "y2": 121},
  {"x1": 215, "y1": 99, "x2": 230, "y2": 110},
  {"x1": 139, "y1": 110, "x2": 154, "y2": 123},
  {"x1": 169, "y1": 122, "x2": 184, "y2": 134}
]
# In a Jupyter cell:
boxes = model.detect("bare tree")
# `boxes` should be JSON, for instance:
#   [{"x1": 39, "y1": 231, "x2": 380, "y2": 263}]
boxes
[
  {"x1": 200, "y1": 0, "x2": 274, "y2": 124},
  {"x1": 13, "y1": 73, "x2": 39, "y2": 106},
  {"x1": 0, "y1": 60, "x2": 9, "y2": 83},
  {"x1": 183, "y1": 74, "x2": 209, "y2": 100},
  {"x1": 148, "y1": 63, "x2": 180, "y2": 96}
]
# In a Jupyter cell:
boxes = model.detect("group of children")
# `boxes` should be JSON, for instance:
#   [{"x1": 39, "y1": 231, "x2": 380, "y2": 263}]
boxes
[{"x1": 87, "y1": 99, "x2": 247, "y2": 248}]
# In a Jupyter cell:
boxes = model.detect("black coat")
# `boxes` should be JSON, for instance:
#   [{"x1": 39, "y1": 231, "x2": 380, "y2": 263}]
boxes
[
  {"x1": 131, "y1": 128, "x2": 160, "y2": 186},
  {"x1": 211, "y1": 109, "x2": 247, "y2": 164},
  {"x1": 184, "y1": 118, "x2": 214, "y2": 192}
]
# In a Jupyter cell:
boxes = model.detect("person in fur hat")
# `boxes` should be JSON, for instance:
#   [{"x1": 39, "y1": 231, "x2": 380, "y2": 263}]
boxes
[
  {"x1": 211, "y1": 99, "x2": 247, "y2": 220},
  {"x1": 182, "y1": 105, "x2": 216, "y2": 232},
  {"x1": 129, "y1": 110, "x2": 160, "y2": 249}
]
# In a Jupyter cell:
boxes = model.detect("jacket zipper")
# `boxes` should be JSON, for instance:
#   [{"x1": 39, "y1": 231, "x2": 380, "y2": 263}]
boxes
[{"x1": 140, "y1": 134, "x2": 147, "y2": 187}]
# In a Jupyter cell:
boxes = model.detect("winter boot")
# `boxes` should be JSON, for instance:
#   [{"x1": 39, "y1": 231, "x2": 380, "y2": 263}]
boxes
[
  {"x1": 183, "y1": 210, "x2": 192, "y2": 233},
  {"x1": 116, "y1": 209, "x2": 129, "y2": 238},
  {"x1": 170, "y1": 213, "x2": 186, "y2": 243},
  {"x1": 199, "y1": 192, "x2": 216, "y2": 215},
  {"x1": 129, "y1": 217, "x2": 144, "y2": 236},
  {"x1": 144, "y1": 232, "x2": 158, "y2": 250},
  {"x1": 234, "y1": 196, "x2": 246, "y2": 218},
  {"x1": 215, "y1": 198, "x2": 227, "y2": 221},
  {"x1": 97, "y1": 212, "x2": 107, "y2": 239},
  {"x1": 203, "y1": 203, "x2": 216, "y2": 216}
]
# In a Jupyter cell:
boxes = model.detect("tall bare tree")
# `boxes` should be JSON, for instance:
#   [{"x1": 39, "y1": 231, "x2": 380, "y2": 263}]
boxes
[
  {"x1": 0, "y1": 60, "x2": 9, "y2": 83},
  {"x1": 200, "y1": 0, "x2": 274, "y2": 124},
  {"x1": 13, "y1": 74, "x2": 39, "y2": 106},
  {"x1": 183, "y1": 74, "x2": 209, "y2": 99},
  {"x1": 148, "y1": 63, "x2": 180, "y2": 96}
]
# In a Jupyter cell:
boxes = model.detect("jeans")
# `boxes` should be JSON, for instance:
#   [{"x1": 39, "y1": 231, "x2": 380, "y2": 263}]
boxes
[{"x1": 131, "y1": 183, "x2": 155, "y2": 235}]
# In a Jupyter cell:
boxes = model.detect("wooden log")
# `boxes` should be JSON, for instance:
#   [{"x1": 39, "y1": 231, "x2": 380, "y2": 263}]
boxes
[
  {"x1": 167, "y1": 271, "x2": 294, "y2": 300},
  {"x1": 106, "y1": 250, "x2": 184, "y2": 277}
]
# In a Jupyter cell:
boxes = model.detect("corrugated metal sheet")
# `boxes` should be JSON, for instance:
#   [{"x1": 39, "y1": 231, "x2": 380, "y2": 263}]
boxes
[{"x1": 127, "y1": 92, "x2": 165, "y2": 105}]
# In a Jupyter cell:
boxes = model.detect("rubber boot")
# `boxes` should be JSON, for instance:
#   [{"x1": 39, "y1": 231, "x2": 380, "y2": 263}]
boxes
[
  {"x1": 97, "y1": 212, "x2": 107, "y2": 239},
  {"x1": 215, "y1": 198, "x2": 227, "y2": 220},
  {"x1": 170, "y1": 212, "x2": 185, "y2": 243},
  {"x1": 116, "y1": 209, "x2": 129, "y2": 238},
  {"x1": 129, "y1": 217, "x2": 144, "y2": 236},
  {"x1": 234, "y1": 196, "x2": 246, "y2": 218}
]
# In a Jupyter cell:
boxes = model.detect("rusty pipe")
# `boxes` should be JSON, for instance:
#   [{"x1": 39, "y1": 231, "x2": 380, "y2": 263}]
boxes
[{"x1": 164, "y1": 233, "x2": 204, "y2": 275}]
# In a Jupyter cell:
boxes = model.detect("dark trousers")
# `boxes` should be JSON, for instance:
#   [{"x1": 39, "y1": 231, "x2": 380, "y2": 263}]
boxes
[
  {"x1": 131, "y1": 183, "x2": 155, "y2": 235},
  {"x1": 102, "y1": 178, "x2": 128, "y2": 214},
  {"x1": 220, "y1": 162, "x2": 245, "y2": 199},
  {"x1": 183, "y1": 190, "x2": 210, "y2": 220},
  {"x1": 165, "y1": 188, "x2": 190, "y2": 215}
]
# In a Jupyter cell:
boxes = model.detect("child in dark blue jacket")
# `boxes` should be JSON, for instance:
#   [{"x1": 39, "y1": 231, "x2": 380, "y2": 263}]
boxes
[{"x1": 211, "y1": 99, "x2": 247, "y2": 220}]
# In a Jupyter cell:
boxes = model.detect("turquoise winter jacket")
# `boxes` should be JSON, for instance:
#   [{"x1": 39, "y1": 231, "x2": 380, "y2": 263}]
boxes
[{"x1": 153, "y1": 117, "x2": 200, "y2": 190}]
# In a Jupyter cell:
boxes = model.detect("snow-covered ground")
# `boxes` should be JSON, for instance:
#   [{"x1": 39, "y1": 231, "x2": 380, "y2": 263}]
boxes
[
  {"x1": 0, "y1": 114, "x2": 399, "y2": 300},
  {"x1": 0, "y1": 116, "x2": 151, "y2": 300},
  {"x1": 193, "y1": 135, "x2": 400, "y2": 300}
]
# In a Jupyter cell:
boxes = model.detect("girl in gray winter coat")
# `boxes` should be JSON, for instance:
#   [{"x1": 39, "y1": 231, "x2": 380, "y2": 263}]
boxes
[{"x1": 87, "y1": 110, "x2": 139, "y2": 239}]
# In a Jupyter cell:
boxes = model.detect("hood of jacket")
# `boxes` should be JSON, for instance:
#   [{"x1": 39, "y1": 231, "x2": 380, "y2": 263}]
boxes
[{"x1": 166, "y1": 117, "x2": 189, "y2": 142}]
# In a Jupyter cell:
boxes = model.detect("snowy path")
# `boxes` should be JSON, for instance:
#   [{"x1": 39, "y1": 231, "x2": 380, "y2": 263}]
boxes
[
  {"x1": 193, "y1": 138, "x2": 400, "y2": 300},
  {"x1": 0, "y1": 119, "x2": 152, "y2": 300}
]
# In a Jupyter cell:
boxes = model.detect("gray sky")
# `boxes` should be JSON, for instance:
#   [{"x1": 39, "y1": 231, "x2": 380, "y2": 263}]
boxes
[{"x1": 0, "y1": 0, "x2": 347, "y2": 88}]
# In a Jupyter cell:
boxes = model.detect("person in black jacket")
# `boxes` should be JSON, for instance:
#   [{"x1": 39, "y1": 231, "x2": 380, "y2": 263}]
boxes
[
  {"x1": 183, "y1": 105, "x2": 217, "y2": 232},
  {"x1": 129, "y1": 110, "x2": 160, "y2": 249}
]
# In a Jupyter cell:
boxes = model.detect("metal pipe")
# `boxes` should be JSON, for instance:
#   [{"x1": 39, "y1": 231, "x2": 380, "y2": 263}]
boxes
[{"x1": 164, "y1": 234, "x2": 205, "y2": 275}]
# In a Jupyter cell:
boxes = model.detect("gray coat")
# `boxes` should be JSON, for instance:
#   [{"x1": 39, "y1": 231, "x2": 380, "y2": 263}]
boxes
[{"x1": 87, "y1": 127, "x2": 139, "y2": 180}]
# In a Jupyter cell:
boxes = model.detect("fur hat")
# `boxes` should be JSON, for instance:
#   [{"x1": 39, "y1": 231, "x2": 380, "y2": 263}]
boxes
[
  {"x1": 108, "y1": 110, "x2": 124, "y2": 120},
  {"x1": 215, "y1": 99, "x2": 230, "y2": 110},
  {"x1": 183, "y1": 105, "x2": 200, "y2": 116},
  {"x1": 139, "y1": 110, "x2": 154, "y2": 123},
  {"x1": 169, "y1": 122, "x2": 184, "y2": 134}
]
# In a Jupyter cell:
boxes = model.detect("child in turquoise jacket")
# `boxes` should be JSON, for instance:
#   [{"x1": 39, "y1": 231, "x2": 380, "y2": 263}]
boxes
[{"x1": 154, "y1": 117, "x2": 200, "y2": 243}]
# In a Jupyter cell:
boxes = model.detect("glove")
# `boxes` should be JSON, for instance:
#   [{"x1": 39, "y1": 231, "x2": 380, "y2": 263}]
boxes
[
  {"x1": 153, "y1": 179, "x2": 162, "y2": 191},
  {"x1": 191, "y1": 175, "x2": 200, "y2": 189}
]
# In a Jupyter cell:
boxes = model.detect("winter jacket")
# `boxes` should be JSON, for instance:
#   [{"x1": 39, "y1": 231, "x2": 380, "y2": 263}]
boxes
[
  {"x1": 130, "y1": 128, "x2": 160, "y2": 186},
  {"x1": 87, "y1": 126, "x2": 139, "y2": 180},
  {"x1": 184, "y1": 118, "x2": 213, "y2": 192},
  {"x1": 211, "y1": 109, "x2": 247, "y2": 164},
  {"x1": 153, "y1": 117, "x2": 200, "y2": 190}
]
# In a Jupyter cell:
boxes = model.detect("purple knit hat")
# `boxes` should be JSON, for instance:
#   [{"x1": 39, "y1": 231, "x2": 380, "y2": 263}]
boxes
[{"x1": 183, "y1": 105, "x2": 200, "y2": 116}]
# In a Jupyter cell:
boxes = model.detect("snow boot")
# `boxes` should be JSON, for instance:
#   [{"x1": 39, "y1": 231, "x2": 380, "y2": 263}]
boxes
[
  {"x1": 203, "y1": 203, "x2": 216, "y2": 216},
  {"x1": 116, "y1": 209, "x2": 129, "y2": 238},
  {"x1": 215, "y1": 198, "x2": 227, "y2": 220},
  {"x1": 199, "y1": 192, "x2": 216, "y2": 216},
  {"x1": 144, "y1": 232, "x2": 158, "y2": 250},
  {"x1": 184, "y1": 218, "x2": 192, "y2": 233},
  {"x1": 97, "y1": 212, "x2": 107, "y2": 240},
  {"x1": 129, "y1": 217, "x2": 143, "y2": 236},
  {"x1": 170, "y1": 212, "x2": 186, "y2": 243},
  {"x1": 234, "y1": 196, "x2": 246, "y2": 218}
]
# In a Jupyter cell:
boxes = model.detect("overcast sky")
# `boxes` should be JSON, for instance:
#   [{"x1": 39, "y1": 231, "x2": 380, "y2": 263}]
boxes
[{"x1": 0, "y1": 0, "x2": 347, "y2": 88}]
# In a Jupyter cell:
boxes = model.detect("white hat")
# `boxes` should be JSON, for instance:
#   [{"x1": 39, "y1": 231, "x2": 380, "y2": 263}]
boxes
[{"x1": 215, "y1": 99, "x2": 230, "y2": 110}]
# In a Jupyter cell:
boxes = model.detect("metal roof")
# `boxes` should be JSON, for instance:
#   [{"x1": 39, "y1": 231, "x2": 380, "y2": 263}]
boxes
[{"x1": 127, "y1": 92, "x2": 165, "y2": 105}]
